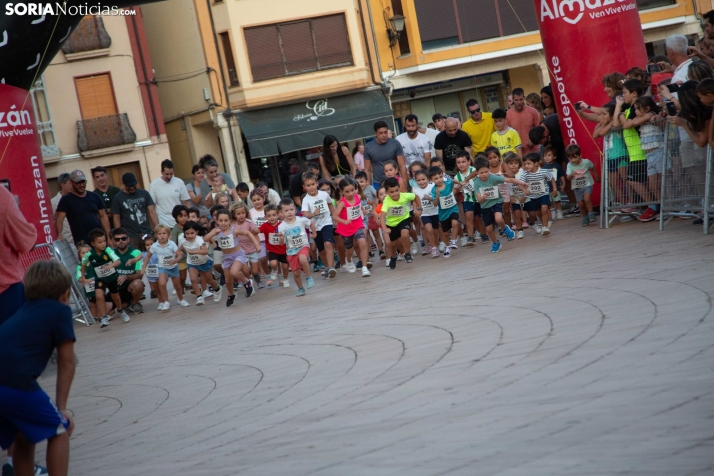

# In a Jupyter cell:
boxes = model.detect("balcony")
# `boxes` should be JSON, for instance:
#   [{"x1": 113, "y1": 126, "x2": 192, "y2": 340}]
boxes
[
  {"x1": 77, "y1": 113, "x2": 137, "y2": 156},
  {"x1": 61, "y1": 16, "x2": 111, "y2": 60}
]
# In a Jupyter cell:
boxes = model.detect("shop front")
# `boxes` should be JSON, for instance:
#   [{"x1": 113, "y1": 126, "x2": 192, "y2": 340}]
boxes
[{"x1": 236, "y1": 89, "x2": 393, "y2": 196}]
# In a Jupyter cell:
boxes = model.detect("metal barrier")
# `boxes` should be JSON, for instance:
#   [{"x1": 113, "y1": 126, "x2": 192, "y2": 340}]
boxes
[{"x1": 20, "y1": 242, "x2": 95, "y2": 326}]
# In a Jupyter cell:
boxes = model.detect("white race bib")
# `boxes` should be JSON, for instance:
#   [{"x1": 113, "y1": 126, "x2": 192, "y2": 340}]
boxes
[
  {"x1": 217, "y1": 235, "x2": 235, "y2": 249},
  {"x1": 388, "y1": 205, "x2": 405, "y2": 217},
  {"x1": 94, "y1": 265, "x2": 116, "y2": 279},
  {"x1": 253, "y1": 216, "x2": 267, "y2": 227},
  {"x1": 287, "y1": 233, "x2": 308, "y2": 249},
  {"x1": 550, "y1": 169, "x2": 559, "y2": 181},
  {"x1": 268, "y1": 233, "x2": 281, "y2": 245},
  {"x1": 528, "y1": 180, "x2": 546, "y2": 195},
  {"x1": 480, "y1": 186, "x2": 500, "y2": 200},
  {"x1": 461, "y1": 180, "x2": 475, "y2": 193},
  {"x1": 572, "y1": 175, "x2": 588, "y2": 189},
  {"x1": 421, "y1": 197, "x2": 434, "y2": 209},
  {"x1": 84, "y1": 279, "x2": 95, "y2": 293},
  {"x1": 188, "y1": 252, "x2": 203, "y2": 264},
  {"x1": 146, "y1": 265, "x2": 159, "y2": 278},
  {"x1": 311, "y1": 199, "x2": 328, "y2": 216},
  {"x1": 439, "y1": 193, "x2": 456, "y2": 209},
  {"x1": 363, "y1": 204, "x2": 373, "y2": 215},
  {"x1": 347, "y1": 205, "x2": 361, "y2": 221},
  {"x1": 159, "y1": 255, "x2": 174, "y2": 268}
]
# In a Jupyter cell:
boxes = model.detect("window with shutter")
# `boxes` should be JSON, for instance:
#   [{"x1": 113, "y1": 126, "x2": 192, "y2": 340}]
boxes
[
  {"x1": 312, "y1": 15, "x2": 353, "y2": 67},
  {"x1": 279, "y1": 21, "x2": 317, "y2": 73},
  {"x1": 498, "y1": 0, "x2": 538, "y2": 36},
  {"x1": 245, "y1": 26, "x2": 283, "y2": 81},
  {"x1": 414, "y1": 0, "x2": 458, "y2": 46},
  {"x1": 458, "y1": 0, "x2": 500, "y2": 43},
  {"x1": 74, "y1": 74, "x2": 117, "y2": 119}
]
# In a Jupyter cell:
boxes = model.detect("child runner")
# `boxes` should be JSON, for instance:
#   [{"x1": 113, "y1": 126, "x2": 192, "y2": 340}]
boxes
[
  {"x1": 503, "y1": 154, "x2": 528, "y2": 239},
  {"x1": 141, "y1": 224, "x2": 189, "y2": 311},
  {"x1": 412, "y1": 169, "x2": 439, "y2": 257},
  {"x1": 374, "y1": 186, "x2": 391, "y2": 264},
  {"x1": 81, "y1": 228, "x2": 131, "y2": 327},
  {"x1": 170, "y1": 205, "x2": 190, "y2": 292},
  {"x1": 278, "y1": 198, "x2": 316, "y2": 296},
  {"x1": 204, "y1": 209, "x2": 258, "y2": 306},
  {"x1": 565, "y1": 145, "x2": 600, "y2": 226},
  {"x1": 454, "y1": 150, "x2": 482, "y2": 247},
  {"x1": 355, "y1": 171, "x2": 383, "y2": 259},
  {"x1": 259, "y1": 204, "x2": 291, "y2": 288},
  {"x1": 383, "y1": 160, "x2": 416, "y2": 257},
  {"x1": 491, "y1": 108, "x2": 523, "y2": 157},
  {"x1": 232, "y1": 202, "x2": 263, "y2": 289},
  {"x1": 540, "y1": 146, "x2": 565, "y2": 220},
  {"x1": 473, "y1": 157, "x2": 526, "y2": 252},
  {"x1": 249, "y1": 188, "x2": 271, "y2": 279},
  {"x1": 425, "y1": 166, "x2": 459, "y2": 257},
  {"x1": 301, "y1": 173, "x2": 337, "y2": 278},
  {"x1": 380, "y1": 177, "x2": 421, "y2": 268},
  {"x1": 318, "y1": 180, "x2": 347, "y2": 273},
  {"x1": 408, "y1": 161, "x2": 427, "y2": 250},
  {"x1": 76, "y1": 242, "x2": 108, "y2": 323},
  {"x1": 521, "y1": 153, "x2": 558, "y2": 235},
  {"x1": 485, "y1": 147, "x2": 513, "y2": 233},
  {"x1": 179, "y1": 221, "x2": 222, "y2": 304},
  {"x1": 141, "y1": 234, "x2": 160, "y2": 303},
  {"x1": 333, "y1": 178, "x2": 371, "y2": 277}
]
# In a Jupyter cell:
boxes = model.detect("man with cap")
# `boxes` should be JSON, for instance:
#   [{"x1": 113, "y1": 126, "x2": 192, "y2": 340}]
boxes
[
  {"x1": 111, "y1": 173, "x2": 158, "y2": 250},
  {"x1": 51, "y1": 172, "x2": 75, "y2": 247},
  {"x1": 56, "y1": 170, "x2": 112, "y2": 246}
]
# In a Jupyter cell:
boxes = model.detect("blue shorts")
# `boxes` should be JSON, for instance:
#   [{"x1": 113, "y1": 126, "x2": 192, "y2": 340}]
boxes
[
  {"x1": 188, "y1": 259, "x2": 214, "y2": 273},
  {"x1": 481, "y1": 203, "x2": 503, "y2": 228},
  {"x1": 314, "y1": 225, "x2": 335, "y2": 253},
  {"x1": 524, "y1": 195, "x2": 551, "y2": 212},
  {"x1": 511, "y1": 202, "x2": 525, "y2": 211},
  {"x1": 462, "y1": 201, "x2": 482, "y2": 216},
  {"x1": 159, "y1": 266, "x2": 179, "y2": 278},
  {"x1": 420, "y1": 214, "x2": 440, "y2": 228},
  {"x1": 0, "y1": 386, "x2": 69, "y2": 449}
]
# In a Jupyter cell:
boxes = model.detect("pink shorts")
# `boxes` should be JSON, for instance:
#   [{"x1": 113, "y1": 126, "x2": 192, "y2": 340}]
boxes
[
  {"x1": 286, "y1": 247, "x2": 309, "y2": 273},
  {"x1": 368, "y1": 216, "x2": 379, "y2": 230}
]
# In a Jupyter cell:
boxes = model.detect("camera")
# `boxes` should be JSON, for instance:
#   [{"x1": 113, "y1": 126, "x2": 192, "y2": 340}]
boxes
[
  {"x1": 647, "y1": 64, "x2": 662, "y2": 74},
  {"x1": 666, "y1": 84, "x2": 679, "y2": 93},
  {"x1": 666, "y1": 101, "x2": 677, "y2": 116}
]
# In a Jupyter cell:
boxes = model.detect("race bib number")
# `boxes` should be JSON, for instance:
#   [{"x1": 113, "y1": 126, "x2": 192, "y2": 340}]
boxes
[
  {"x1": 84, "y1": 279, "x2": 95, "y2": 293},
  {"x1": 159, "y1": 256, "x2": 174, "y2": 268},
  {"x1": 421, "y1": 197, "x2": 434, "y2": 209},
  {"x1": 287, "y1": 233, "x2": 308, "y2": 249},
  {"x1": 388, "y1": 205, "x2": 405, "y2": 217},
  {"x1": 188, "y1": 253, "x2": 203, "y2": 264},
  {"x1": 479, "y1": 186, "x2": 499, "y2": 200},
  {"x1": 572, "y1": 175, "x2": 588, "y2": 189},
  {"x1": 253, "y1": 216, "x2": 267, "y2": 227},
  {"x1": 311, "y1": 199, "x2": 328, "y2": 216},
  {"x1": 363, "y1": 204, "x2": 373, "y2": 215},
  {"x1": 146, "y1": 265, "x2": 159, "y2": 278},
  {"x1": 461, "y1": 180, "x2": 475, "y2": 193},
  {"x1": 347, "y1": 205, "x2": 361, "y2": 221},
  {"x1": 217, "y1": 235, "x2": 234, "y2": 248},
  {"x1": 439, "y1": 193, "x2": 456, "y2": 209},
  {"x1": 268, "y1": 233, "x2": 281, "y2": 245},
  {"x1": 528, "y1": 180, "x2": 546, "y2": 194},
  {"x1": 94, "y1": 265, "x2": 116, "y2": 279}
]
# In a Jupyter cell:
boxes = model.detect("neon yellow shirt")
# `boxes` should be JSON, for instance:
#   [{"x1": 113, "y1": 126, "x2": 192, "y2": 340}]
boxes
[
  {"x1": 462, "y1": 113, "x2": 496, "y2": 153},
  {"x1": 382, "y1": 193, "x2": 415, "y2": 227},
  {"x1": 491, "y1": 127, "x2": 522, "y2": 155}
]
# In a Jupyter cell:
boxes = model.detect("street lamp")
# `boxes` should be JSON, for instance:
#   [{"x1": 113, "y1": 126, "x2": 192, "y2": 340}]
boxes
[{"x1": 388, "y1": 14, "x2": 405, "y2": 47}]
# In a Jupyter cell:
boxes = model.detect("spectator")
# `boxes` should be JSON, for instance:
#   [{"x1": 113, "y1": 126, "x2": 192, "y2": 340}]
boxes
[
  {"x1": 526, "y1": 92, "x2": 545, "y2": 119},
  {"x1": 507, "y1": 88, "x2": 542, "y2": 155},
  {"x1": 111, "y1": 227, "x2": 146, "y2": 315},
  {"x1": 575, "y1": 72, "x2": 627, "y2": 122},
  {"x1": 0, "y1": 185, "x2": 36, "y2": 324},
  {"x1": 111, "y1": 173, "x2": 158, "y2": 250},
  {"x1": 289, "y1": 161, "x2": 320, "y2": 207},
  {"x1": 200, "y1": 155, "x2": 239, "y2": 208},
  {"x1": 541, "y1": 86, "x2": 556, "y2": 116},
  {"x1": 256, "y1": 181, "x2": 282, "y2": 207},
  {"x1": 320, "y1": 135, "x2": 355, "y2": 179},
  {"x1": 396, "y1": 114, "x2": 433, "y2": 167},
  {"x1": 461, "y1": 98, "x2": 496, "y2": 154},
  {"x1": 665, "y1": 34, "x2": 693, "y2": 83},
  {"x1": 704, "y1": 9, "x2": 714, "y2": 39},
  {"x1": 419, "y1": 121, "x2": 439, "y2": 157},
  {"x1": 449, "y1": 112, "x2": 462, "y2": 128},
  {"x1": 432, "y1": 113, "x2": 446, "y2": 132},
  {"x1": 352, "y1": 142, "x2": 365, "y2": 172},
  {"x1": 56, "y1": 169, "x2": 112, "y2": 245},
  {"x1": 51, "y1": 172, "x2": 74, "y2": 247},
  {"x1": 186, "y1": 164, "x2": 210, "y2": 217},
  {"x1": 363, "y1": 120, "x2": 407, "y2": 188},
  {"x1": 687, "y1": 59, "x2": 714, "y2": 81},
  {"x1": 507, "y1": 94, "x2": 514, "y2": 108},
  {"x1": 91, "y1": 166, "x2": 121, "y2": 218},
  {"x1": 435, "y1": 117, "x2": 473, "y2": 175},
  {"x1": 149, "y1": 159, "x2": 189, "y2": 227}
]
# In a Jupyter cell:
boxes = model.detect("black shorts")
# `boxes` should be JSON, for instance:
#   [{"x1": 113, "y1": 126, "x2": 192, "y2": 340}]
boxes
[
  {"x1": 440, "y1": 213, "x2": 460, "y2": 233},
  {"x1": 314, "y1": 225, "x2": 335, "y2": 253},
  {"x1": 481, "y1": 203, "x2": 503, "y2": 228},
  {"x1": 524, "y1": 195, "x2": 551, "y2": 212},
  {"x1": 268, "y1": 251, "x2": 288, "y2": 264},
  {"x1": 119, "y1": 286, "x2": 133, "y2": 306},
  {"x1": 627, "y1": 160, "x2": 648, "y2": 184},
  {"x1": 96, "y1": 279, "x2": 119, "y2": 294},
  {"x1": 388, "y1": 219, "x2": 412, "y2": 241}
]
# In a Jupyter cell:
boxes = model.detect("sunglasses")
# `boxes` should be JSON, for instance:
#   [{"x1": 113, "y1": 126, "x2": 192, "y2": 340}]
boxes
[
  {"x1": 469, "y1": 108, "x2": 481, "y2": 114},
  {"x1": 114, "y1": 236, "x2": 129, "y2": 241}
]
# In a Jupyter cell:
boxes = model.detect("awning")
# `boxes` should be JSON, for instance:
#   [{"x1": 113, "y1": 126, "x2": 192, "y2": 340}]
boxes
[{"x1": 236, "y1": 89, "x2": 393, "y2": 157}]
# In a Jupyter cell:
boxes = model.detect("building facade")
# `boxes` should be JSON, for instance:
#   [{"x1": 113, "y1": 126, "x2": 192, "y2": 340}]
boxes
[{"x1": 35, "y1": 12, "x2": 170, "y2": 195}]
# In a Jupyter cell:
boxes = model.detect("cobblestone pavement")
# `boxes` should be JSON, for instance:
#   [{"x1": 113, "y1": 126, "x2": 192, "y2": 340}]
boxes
[{"x1": 34, "y1": 219, "x2": 714, "y2": 475}]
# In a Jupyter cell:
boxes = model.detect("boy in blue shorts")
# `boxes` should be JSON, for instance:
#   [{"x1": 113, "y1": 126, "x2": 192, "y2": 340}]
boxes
[
  {"x1": 424, "y1": 166, "x2": 459, "y2": 258},
  {"x1": 0, "y1": 260, "x2": 76, "y2": 476},
  {"x1": 473, "y1": 157, "x2": 527, "y2": 252},
  {"x1": 522, "y1": 153, "x2": 558, "y2": 236}
]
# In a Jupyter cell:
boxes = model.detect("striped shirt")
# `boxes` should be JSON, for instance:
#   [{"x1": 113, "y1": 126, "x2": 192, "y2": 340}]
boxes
[
  {"x1": 520, "y1": 168, "x2": 553, "y2": 198},
  {"x1": 456, "y1": 166, "x2": 477, "y2": 202}
]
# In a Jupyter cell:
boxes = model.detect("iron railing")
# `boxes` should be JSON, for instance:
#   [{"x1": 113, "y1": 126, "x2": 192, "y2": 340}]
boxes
[
  {"x1": 77, "y1": 113, "x2": 137, "y2": 152},
  {"x1": 60, "y1": 16, "x2": 111, "y2": 54},
  {"x1": 252, "y1": 51, "x2": 353, "y2": 82}
]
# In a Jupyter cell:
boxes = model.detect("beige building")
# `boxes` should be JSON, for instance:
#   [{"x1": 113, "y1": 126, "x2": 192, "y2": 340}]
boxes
[
  {"x1": 141, "y1": 0, "x2": 390, "y2": 193},
  {"x1": 33, "y1": 12, "x2": 171, "y2": 195}
]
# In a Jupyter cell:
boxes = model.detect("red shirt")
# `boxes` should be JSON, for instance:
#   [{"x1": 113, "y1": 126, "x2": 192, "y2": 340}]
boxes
[
  {"x1": 259, "y1": 221, "x2": 286, "y2": 255},
  {"x1": 0, "y1": 186, "x2": 37, "y2": 295},
  {"x1": 506, "y1": 105, "x2": 542, "y2": 155}
]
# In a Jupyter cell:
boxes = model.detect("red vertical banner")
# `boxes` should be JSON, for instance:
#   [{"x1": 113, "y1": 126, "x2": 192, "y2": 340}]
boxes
[
  {"x1": 534, "y1": 0, "x2": 648, "y2": 205},
  {"x1": 0, "y1": 84, "x2": 55, "y2": 245}
]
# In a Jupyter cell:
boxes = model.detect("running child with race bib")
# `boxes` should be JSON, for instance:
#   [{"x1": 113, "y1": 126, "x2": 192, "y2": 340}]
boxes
[
  {"x1": 141, "y1": 224, "x2": 189, "y2": 312},
  {"x1": 521, "y1": 152, "x2": 558, "y2": 236},
  {"x1": 301, "y1": 173, "x2": 338, "y2": 279},
  {"x1": 258, "y1": 204, "x2": 291, "y2": 288},
  {"x1": 232, "y1": 202, "x2": 263, "y2": 289},
  {"x1": 179, "y1": 221, "x2": 222, "y2": 305},
  {"x1": 277, "y1": 198, "x2": 317, "y2": 297},
  {"x1": 425, "y1": 166, "x2": 459, "y2": 258},
  {"x1": 380, "y1": 177, "x2": 421, "y2": 269},
  {"x1": 412, "y1": 169, "x2": 439, "y2": 258},
  {"x1": 249, "y1": 188, "x2": 270, "y2": 278},
  {"x1": 454, "y1": 150, "x2": 485, "y2": 247},
  {"x1": 333, "y1": 178, "x2": 371, "y2": 277}
]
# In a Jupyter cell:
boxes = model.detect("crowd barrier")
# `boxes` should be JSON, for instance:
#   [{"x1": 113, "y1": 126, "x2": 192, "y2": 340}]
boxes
[
  {"x1": 601, "y1": 120, "x2": 713, "y2": 235},
  {"x1": 20, "y1": 242, "x2": 94, "y2": 326}
]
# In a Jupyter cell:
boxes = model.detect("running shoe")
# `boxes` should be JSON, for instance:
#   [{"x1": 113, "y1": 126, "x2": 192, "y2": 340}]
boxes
[
  {"x1": 389, "y1": 256, "x2": 397, "y2": 269},
  {"x1": 306, "y1": 277, "x2": 315, "y2": 288},
  {"x1": 119, "y1": 310, "x2": 130, "y2": 323},
  {"x1": 328, "y1": 268, "x2": 337, "y2": 278},
  {"x1": 556, "y1": 210, "x2": 564, "y2": 220},
  {"x1": 362, "y1": 267, "x2": 371, "y2": 278},
  {"x1": 100, "y1": 316, "x2": 110, "y2": 327},
  {"x1": 226, "y1": 294, "x2": 235, "y2": 307},
  {"x1": 344, "y1": 262, "x2": 357, "y2": 273},
  {"x1": 213, "y1": 286, "x2": 222, "y2": 302},
  {"x1": 582, "y1": 216, "x2": 590, "y2": 227},
  {"x1": 404, "y1": 253, "x2": 414, "y2": 263},
  {"x1": 533, "y1": 224, "x2": 542, "y2": 234},
  {"x1": 422, "y1": 245, "x2": 430, "y2": 256},
  {"x1": 491, "y1": 242, "x2": 502, "y2": 253},
  {"x1": 480, "y1": 234, "x2": 490, "y2": 244},
  {"x1": 202, "y1": 289, "x2": 213, "y2": 298},
  {"x1": 296, "y1": 287, "x2": 306, "y2": 297},
  {"x1": 443, "y1": 247, "x2": 451, "y2": 258},
  {"x1": 466, "y1": 237, "x2": 475, "y2": 247},
  {"x1": 504, "y1": 226, "x2": 515, "y2": 241},
  {"x1": 449, "y1": 240, "x2": 458, "y2": 249},
  {"x1": 431, "y1": 248, "x2": 440, "y2": 258},
  {"x1": 178, "y1": 299, "x2": 190, "y2": 307},
  {"x1": 244, "y1": 279, "x2": 254, "y2": 297},
  {"x1": 541, "y1": 227, "x2": 551, "y2": 236},
  {"x1": 196, "y1": 296, "x2": 205, "y2": 306},
  {"x1": 460, "y1": 236, "x2": 468, "y2": 247},
  {"x1": 516, "y1": 230, "x2": 524, "y2": 239}
]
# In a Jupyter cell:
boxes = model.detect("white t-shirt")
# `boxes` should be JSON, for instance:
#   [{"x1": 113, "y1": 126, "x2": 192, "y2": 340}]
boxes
[
  {"x1": 249, "y1": 208, "x2": 267, "y2": 241},
  {"x1": 413, "y1": 183, "x2": 438, "y2": 217},
  {"x1": 150, "y1": 240, "x2": 179, "y2": 269},
  {"x1": 301, "y1": 191, "x2": 333, "y2": 231},
  {"x1": 423, "y1": 128, "x2": 439, "y2": 156},
  {"x1": 179, "y1": 235, "x2": 209, "y2": 266},
  {"x1": 396, "y1": 132, "x2": 433, "y2": 167},
  {"x1": 149, "y1": 177, "x2": 189, "y2": 227},
  {"x1": 277, "y1": 216, "x2": 311, "y2": 255},
  {"x1": 672, "y1": 58, "x2": 693, "y2": 84}
]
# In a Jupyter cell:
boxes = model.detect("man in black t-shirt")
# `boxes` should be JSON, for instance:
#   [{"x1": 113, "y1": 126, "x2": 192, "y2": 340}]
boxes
[
  {"x1": 56, "y1": 169, "x2": 112, "y2": 246},
  {"x1": 434, "y1": 117, "x2": 473, "y2": 174},
  {"x1": 289, "y1": 161, "x2": 320, "y2": 208},
  {"x1": 111, "y1": 173, "x2": 158, "y2": 250}
]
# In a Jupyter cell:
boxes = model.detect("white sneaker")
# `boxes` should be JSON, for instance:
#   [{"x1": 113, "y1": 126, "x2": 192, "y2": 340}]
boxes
[
  {"x1": 533, "y1": 224, "x2": 542, "y2": 234},
  {"x1": 362, "y1": 267, "x2": 371, "y2": 278},
  {"x1": 385, "y1": 258, "x2": 391, "y2": 267},
  {"x1": 516, "y1": 230, "x2": 524, "y2": 239},
  {"x1": 119, "y1": 310, "x2": 130, "y2": 323},
  {"x1": 171, "y1": 289, "x2": 176, "y2": 295},
  {"x1": 547, "y1": 220, "x2": 554, "y2": 228},
  {"x1": 178, "y1": 299, "x2": 190, "y2": 307},
  {"x1": 396, "y1": 253, "x2": 404, "y2": 261},
  {"x1": 438, "y1": 242, "x2": 446, "y2": 252},
  {"x1": 443, "y1": 247, "x2": 451, "y2": 258},
  {"x1": 100, "y1": 316, "x2": 110, "y2": 327},
  {"x1": 450, "y1": 240, "x2": 458, "y2": 249},
  {"x1": 556, "y1": 210, "x2": 564, "y2": 220},
  {"x1": 213, "y1": 286, "x2": 222, "y2": 302},
  {"x1": 283, "y1": 279, "x2": 290, "y2": 288},
  {"x1": 160, "y1": 302, "x2": 170, "y2": 312},
  {"x1": 201, "y1": 289, "x2": 213, "y2": 298},
  {"x1": 460, "y1": 236, "x2": 467, "y2": 247},
  {"x1": 541, "y1": 226, "x2": 551, "y2": 236},
  {"x1": 410, "y1": 241, "x2": 419, "y2": 255},
  {"x1": 196, "y1": 296, "x2": 205, "y2": 306},
  {"x1": 345, "y1": 262, "x2": 357, "y2": 273}
]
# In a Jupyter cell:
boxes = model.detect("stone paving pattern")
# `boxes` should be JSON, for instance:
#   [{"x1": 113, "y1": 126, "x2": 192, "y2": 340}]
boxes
[{"x1": 28, "y1": 219, "x2": 714, "y2": 475}]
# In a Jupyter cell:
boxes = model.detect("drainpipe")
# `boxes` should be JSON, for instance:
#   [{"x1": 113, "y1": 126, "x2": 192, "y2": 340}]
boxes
[
  {"x1": 131, "y1": 13, "x2": 161, "y2": 139},
  {"x1": 358, "y1": 0, "x2": 382, "y2": 86},
  {"x1": 363, "y1": 0, "x2": 390, "y2": 93}
]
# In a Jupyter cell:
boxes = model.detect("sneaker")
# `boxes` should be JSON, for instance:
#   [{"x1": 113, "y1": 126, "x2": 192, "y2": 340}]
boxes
[
  {"x1": 150, "y1": 290, "x2": 158, "y2": 299},
  {"x1": 172, "y1": 289, "x2": 176, "y2": 295},
  {"x1": 296, "y1": 287, "x2": 306, "y2": 297},
  {"x1": 226, "y1": 294, "x2": 236, "y2": 307},
  {"x1": 422, "y1": 245, "x2": 430, "y2": 255},
  {"x1": 480, "y1": 234, "x2": 490, "y2": 244},
  {"x1": 283, "y1": 280, "x2": 290, "y2": 288},
  {"x1": 197, "y1": 296, "x2": 205, "y2": 306},
  {"x1": 371, "y1": 244, "x2": 377, "y2": 251},
  {"x1": 356, "y1": 260, "x2": 363, "y2": 269},
  {"x1": 362, "y1": 267, "x2": 371, "y2": 278},
  {"x1": 410, "y1": 241, "x2": 419, "y2": 255},
  {"x1": 385, "y1": 258, "x2": 391, "y2": 268},
  {"x1": 491, "y1": 242, "x2": 502, "y2": 253},
  {"x1": 119, "y1": 310, "x2": 130, "y2": 323},
  {"x1": 132, "y1": 302, "x2": 144, "y2": 314},
  {"x1": 257, "y1": 282, "x2": 265, "y2": 289},
  {"x1": 312, "y1": 262, "x2": 321, "y2": 272},
  {"x1": 100, "y1": 316, "x2": 110, "y2": 327},
  {"x1": 335, "y1": 259, "x2": 341, "y2": 269},
  {"x1": 368, "y1": 251, "x2": 375, "y2": 260},
  {"x1": 328, "y1": 268, "x2": 337, "y2": 278},
  {"x1": 588, "y1": 212, "x2": 597, "y2": 223},
  {"x1": 344, "y1": 262, "x2": 357, "y2": 273},
  {"x1": 566, "y1": 205, "x2": 580, "y2": 215},
  {"x1": 438, "y1": 242, "x2": 446, "y2": 252},
  {"x1": 637, "y1": 208, "x2": 656, "y2": 222},
  {"x1": 533, "y1": 224, "x2": 542, "y2": 234},
  {"x1": 379, "y1": 250, "x2": 386, "y2": 260},
  {"x1": 516, "y1": 230, "x2": 524, "y2": 239},
  {"x1": 504, "y1": 226, "x2": 515, "y2": 241},
  {"x1": 366, "y1": 261, "x2": 373, "y2": 269},
  {"x1": 178, "y1": 299, "x2": 191, "y2": 307},
  {"x1": 547, "y1": 220, "x2": 554, "y2": 228},
  {"x1": 498, "y1": 228, "x2": 505, "y2": 237},
  {"x1": 389, "y1": 256, "x2": 397, "y2": 269},
  {"x1": 306, "y1": 277, "x2": 315, "y2": 288},
  {"x1": 556, "y1": 210, "x2": 564, "y2": 220},
  {"x1": 219, "y1": 274, "x2": 226, "y2": 286},
  {"x1": 582, "y1": 216, "x2": 590, "y2": 227},
  {"x1": 466, "y1": 237, "x2": 475, "y2": 247},
  {"x1": 213, "y1": 286, "x2": 222, "y2": 302},
  {"x1": 431, "y1": 248, "x2": 440, "y2": 258},
  {"x1": 202, "y1": 289, "x2": 213, "y2": 298},
  {"x1": 318, "y1": 259, "x2": 326, "y2": 270},
  {"x1": 404, "y1": 252, "x2": 414, "y2": 263},
  {"x1": 34, "y1": 464, "x2": 48, "y2": 475},
  {"x1": 244, "y1": 279, "x2": 254, "y2": 297},
  {"x1": 443, "y1": 247, "x2": 451, "y2": 258},
  {"x1": 460, "y1": 236, "x2": 468, "y2": 247},
  {"x1": 397, "y1": 253, "x2": 404, "y2": 261},
  {"x1": 541, "y1": 226, "x2": 551, "y2": 236},
  {"x1": 450, "y1": 240, "x2": 458, "y2": 249},
  {"x1": 619, "y1": 215, "x2": 634, "y2": 222}
]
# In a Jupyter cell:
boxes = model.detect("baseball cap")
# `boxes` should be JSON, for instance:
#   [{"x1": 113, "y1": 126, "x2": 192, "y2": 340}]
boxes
[
  {"x1": 58, "y1": 172, "x2": 71, "y2": 184},
  {"x1": 69, "y1": 170, "x2": 87, "y2": 183},
  {"x1": 122, "y1": 172, "x2": 138, "y2": 187}
]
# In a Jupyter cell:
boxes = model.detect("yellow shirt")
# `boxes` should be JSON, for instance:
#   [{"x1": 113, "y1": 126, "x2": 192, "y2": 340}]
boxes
[
  {"x1": 491, "y1": 127, "x2": 522, "y2": 155},
  {"x1": 462, "y1": 113, "x2": 496, "y2": 153}
]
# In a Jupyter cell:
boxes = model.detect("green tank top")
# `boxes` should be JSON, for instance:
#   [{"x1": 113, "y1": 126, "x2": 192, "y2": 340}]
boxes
[{"x1": 622, "y1": 106, "x2": 645, "y2": 162}]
